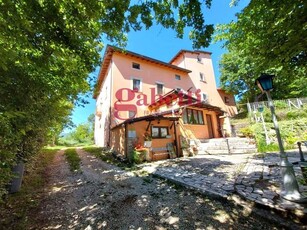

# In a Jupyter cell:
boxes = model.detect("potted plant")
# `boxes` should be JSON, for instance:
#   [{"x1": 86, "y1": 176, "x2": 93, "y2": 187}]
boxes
[
  {"x1": 182, "y1": 146, "x2": 190, "y2": 157},
  {"x1": 143, "y1": 131, "x2": 152, "y2": 148}
]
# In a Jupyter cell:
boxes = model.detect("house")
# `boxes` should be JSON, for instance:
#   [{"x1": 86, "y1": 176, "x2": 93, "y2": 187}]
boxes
[{"x1": 94, "y1": 45, "x2": 237, "y2": 160}]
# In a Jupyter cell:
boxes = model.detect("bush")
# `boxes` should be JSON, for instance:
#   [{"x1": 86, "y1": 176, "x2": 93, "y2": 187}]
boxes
[
  {"x1": 239, "y1": 126, "x2": 254, "y2": 138},
  {"x1": 274, "y1": 101, "x2": 288, "y2": 109},
  {"x1": 129, "y1": 150, "x2": 146, "y2": 164},
  {"x1": 286, "y1": 109, "x2": 307, "y2": 120}
]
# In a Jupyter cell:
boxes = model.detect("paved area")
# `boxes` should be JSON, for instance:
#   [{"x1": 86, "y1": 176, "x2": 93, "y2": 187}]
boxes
[{"x1": 141, "y1": 151, "x2": 307, "y2": 218}]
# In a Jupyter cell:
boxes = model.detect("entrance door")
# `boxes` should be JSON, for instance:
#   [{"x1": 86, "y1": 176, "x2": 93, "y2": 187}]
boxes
[{"x1": 206, "y1": 114, "x2": 214, "y2": 138}]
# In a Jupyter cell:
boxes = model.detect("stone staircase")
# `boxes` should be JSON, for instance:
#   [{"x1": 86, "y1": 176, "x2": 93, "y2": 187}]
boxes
[{"x1": 197, "y1": 137, "x2": 258, "y2": 155}]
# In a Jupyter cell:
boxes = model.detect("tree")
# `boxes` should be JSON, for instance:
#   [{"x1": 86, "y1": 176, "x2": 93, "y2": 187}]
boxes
[{"x1": 216, "y1": 0, "x2": 307, "y2": 102}]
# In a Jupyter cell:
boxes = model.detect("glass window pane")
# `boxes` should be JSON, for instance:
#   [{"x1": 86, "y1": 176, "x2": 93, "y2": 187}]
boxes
[
  {"x1": 152, "y1": 127, "x2": 159, "y2": 137},
  {"x1": 193, "y1": 110, "x2": 199, "y2": 124},
  {"x1": 132, "y1": 62, "x2": 140, "y2": 69},
  {"x1": 198, "y1": 111, "x2": 204, "y2": 124},
  {"x1": 133, "y1": 79, "x2": 140, "y2": 91},
  {"x1": 183, "y1": 110, "x2": 188, "y2": 124},
  {"x1": 157, "y1": 83, "x2": 163, "y2": 94},
  {"x1": 187, "y1": 109, "x2": 192, "y2": 124},
  {"x1": 161, "y1": 128, "x2": 168, "y2": 137}
]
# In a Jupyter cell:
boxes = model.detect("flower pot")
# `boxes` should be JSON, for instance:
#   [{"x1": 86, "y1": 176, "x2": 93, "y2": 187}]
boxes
[
  {"x1": 144, "y1": 141, "x2": 152, "y2": 148},
  {"x1": 299, "y1": 162, "x2": 307, "y2": 183},
  {"x1": 145, "y1": 150, "x2": 151, "y2": 162},
  {"x1": 9, "y1": 161, "x2": 25, "y2": 193},
  {"x1": 182, "y1": 149, "x2": 189, "y2": 157}
]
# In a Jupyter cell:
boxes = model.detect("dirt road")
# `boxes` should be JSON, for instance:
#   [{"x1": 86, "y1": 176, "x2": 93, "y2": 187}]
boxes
[{"x1": 29, "y1": 149, "x2": 285, "y2": 229}]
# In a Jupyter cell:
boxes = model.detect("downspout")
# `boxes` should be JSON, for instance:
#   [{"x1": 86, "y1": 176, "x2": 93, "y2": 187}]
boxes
[
  {"x1": 109, "y1": 59, "x2": 113, "y2": 147},
  {"x1": 173, "y1": 121, "x2": 179, "y2": 157},
  {"x1": 124, "y1": 123, "x2": 128, "y2": 158}
]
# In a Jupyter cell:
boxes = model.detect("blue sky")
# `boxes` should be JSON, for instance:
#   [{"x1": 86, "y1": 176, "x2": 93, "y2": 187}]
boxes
[{"x1": 71, "y1": 0, "x2": 249, "y2": 127}]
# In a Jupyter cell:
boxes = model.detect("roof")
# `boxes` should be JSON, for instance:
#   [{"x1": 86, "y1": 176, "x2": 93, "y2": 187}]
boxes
[
  {"x1": 111, "y1": 89, "x2": 224, "y2": 130},
  {"x1": 169, "y1": 49, "x2": 212, "y2": 64},
  {"x1": 111, "y1": 111, "x2": 181, "y2": 130},
  {"x1": 148, "y1": 89, "x2": 224, "y2": 114},
  {"x1": 94, "y1": 45, "x2": 192, "y2": 99}
]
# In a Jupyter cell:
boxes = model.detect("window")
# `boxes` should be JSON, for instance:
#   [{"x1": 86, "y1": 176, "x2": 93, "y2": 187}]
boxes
[
  {"x1": 151, "y1": 126, "x2": 169, "y2": 138},
  {"x1": 197, "y1": 55, "x2": 202, "y2": 63},
  {"x1": 156, "y1": 83, "x2": 164, "y2": 95},
  {"x1": 132, "y1": 79, "x2": 141, "y2": 92},
  {"x1": 182, "y1": 108, "x2": 204, "y2": 125},
  {"x1": 224, "y1": 96, "x2": 229, "y2": 104},
  {"x1": 200, "y1": 72, "x2": 206, "y2": 82},
  {"x1": 202, "y1": 93, "x2": 208, "y2": 102},
  {"x1": 175, "y1": 74, "x2": 181, "y2": 80},
  {"x1": 132, "y1": 62, "x2": 140, "y2": 70}
]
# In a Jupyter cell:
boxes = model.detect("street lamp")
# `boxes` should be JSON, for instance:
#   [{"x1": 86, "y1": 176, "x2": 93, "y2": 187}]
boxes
[
  {"x1": 255, "y1": 74, "x2": 307, "y2": 202},
  {"x1": 257, "y1": 105, "x2": 270, "y2": 145}
]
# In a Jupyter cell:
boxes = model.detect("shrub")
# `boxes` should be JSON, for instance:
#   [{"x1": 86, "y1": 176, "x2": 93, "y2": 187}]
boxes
[
  {"x1": 239, "y1": 126, "x2": 254, "y2": 138},
  {"x1": 274, "y1": 101, "x2": 288, "y2": 109},
  {"x1": 286, "y1": 110, "x2": 307, "y2": 120},
  {"x1": 129, "y1": 150, "x2": 146, "y2": 164}
]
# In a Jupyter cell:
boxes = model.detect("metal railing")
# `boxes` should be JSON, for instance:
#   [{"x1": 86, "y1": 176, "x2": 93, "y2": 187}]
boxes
[{"x1": 242, "y1": 97, "x2": 307, "y2": 114}]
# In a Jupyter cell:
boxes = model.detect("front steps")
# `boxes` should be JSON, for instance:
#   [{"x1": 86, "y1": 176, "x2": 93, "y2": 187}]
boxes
[{"x1": 197, "y1": 137, "x2": 258, "y2": 155}]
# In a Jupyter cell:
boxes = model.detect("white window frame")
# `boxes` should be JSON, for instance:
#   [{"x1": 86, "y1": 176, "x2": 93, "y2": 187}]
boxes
[
  {"x1": 131, "y1": 77, "x2": 142, "y2": 92},
  {"x1": 200, "y1": 72, "x2": 206, "y2": 82},
  {"x1": 156, "y1": 81, "x2": 164, "y2": 95},
  {"x1": 202, "y1": 93, "x2": 208, "y2": 102}
]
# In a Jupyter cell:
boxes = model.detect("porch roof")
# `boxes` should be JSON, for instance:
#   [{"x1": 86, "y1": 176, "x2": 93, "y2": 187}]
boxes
[
  {"x1": 148, "y1": 89, "x2": 224, "y2": 114},
  {"x1": 111, "y1": 111, "x2": 180, "y2": 130}
]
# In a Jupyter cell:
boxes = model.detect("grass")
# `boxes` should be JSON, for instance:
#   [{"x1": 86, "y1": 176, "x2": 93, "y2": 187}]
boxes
[
  {"x1": 0, "y1": 148, "x2": 58, "y2": 229},
  {"x1": 64, "y1": 148, "x2": 81, "y2": 172}
]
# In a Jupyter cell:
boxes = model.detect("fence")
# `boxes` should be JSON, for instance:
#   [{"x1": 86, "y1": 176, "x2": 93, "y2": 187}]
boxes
[{"x1": 243, "y1": 97, "x2": 307, "y2": 114}]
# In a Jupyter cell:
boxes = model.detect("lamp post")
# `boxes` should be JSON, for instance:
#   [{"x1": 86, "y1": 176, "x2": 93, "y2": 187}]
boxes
[
  {"x1": 257, "y1": 106, "x2": 270, "y2": 145},
  {"x1": 255, "y1": 74, "x2": 307, "y2": 202}
]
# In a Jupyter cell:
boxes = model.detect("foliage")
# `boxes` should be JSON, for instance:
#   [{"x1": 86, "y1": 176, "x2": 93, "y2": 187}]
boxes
[
  {"x1": 143, "y1": 131, "x2": 152, "y2": 141},
  {"x1": 64, "y1": 149, "x2": 81, "y2": 172},
  {"x1": 83, "y1": 147, "x2": 128, "y2": 168},
  {"x1": 129, "y1": 150, "x2": 145, "y2": 164},
  {"x1": 286, "y1": 108, "x2": 307, "y2": 120},
  {"x1": 273, "y1": 101, "x2": 288, "y2": 110},
  {"x1": 57, "y1": 114, "x2": 94, "y2": 146},
  {"x1": 215, "y1": 0, "x2": 307, "y2": 102},
  {"x1": 232, "y1": 103, "x2": 307, "y2": 152},
  {"x1": 0, "y1": 148, "x2": 57, "y2": 227},
  {"x1": 251, "y1": 118, "x2": 307, "y2": 152},
  {"x1": 239, "y1": 126, "x2": 253, "y2": 138}
]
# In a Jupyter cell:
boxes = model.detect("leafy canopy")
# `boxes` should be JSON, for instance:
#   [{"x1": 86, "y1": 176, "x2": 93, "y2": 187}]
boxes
[{"x1": 215, "y1": 0, "x2": 307, "y2": 102}]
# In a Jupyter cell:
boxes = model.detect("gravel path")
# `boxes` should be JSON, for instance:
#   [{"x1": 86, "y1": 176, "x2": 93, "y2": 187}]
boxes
[{"x1": 29, "y1": 148, "x2": 287, "y2": 229}]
